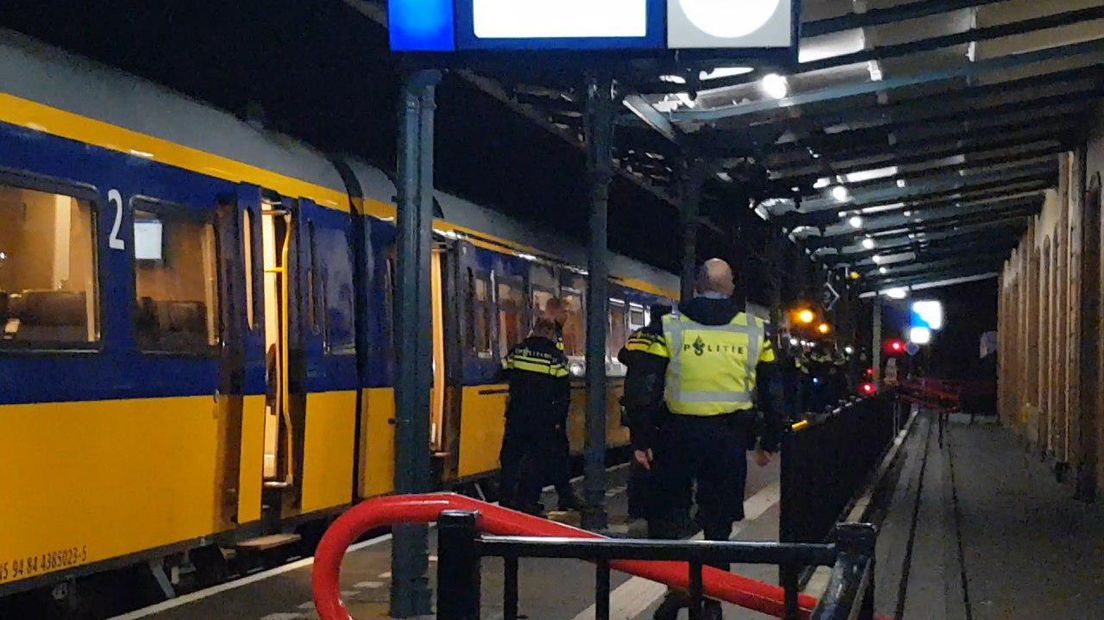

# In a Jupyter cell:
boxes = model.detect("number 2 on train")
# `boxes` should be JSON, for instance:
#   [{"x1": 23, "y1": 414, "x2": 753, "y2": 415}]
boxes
[{"x1": 108, "y1": 188, "x2": 125, "y2": 250}]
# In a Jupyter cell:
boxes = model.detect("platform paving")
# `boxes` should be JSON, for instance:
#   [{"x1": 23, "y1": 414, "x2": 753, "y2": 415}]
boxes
[
  {"x1": 878, "y1": 412, "x2": 1104, "y2": 619},
  {"x1": 116, "y1": 457, "x2": 785, "y2": 620}
]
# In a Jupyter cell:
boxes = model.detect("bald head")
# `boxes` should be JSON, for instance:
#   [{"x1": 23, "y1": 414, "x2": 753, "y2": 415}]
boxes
[{"x1": 696, "y1": 258, "x2": 735, "y2": 297}]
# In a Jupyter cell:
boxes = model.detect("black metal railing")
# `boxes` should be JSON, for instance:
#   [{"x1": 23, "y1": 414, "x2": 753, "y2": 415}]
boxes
[
  {"x1": 781, "y1": 393, "x2": 903, "y2": 548},
  {"x1": 436, "y1": 511, "x2": 876, "y2": 620}
]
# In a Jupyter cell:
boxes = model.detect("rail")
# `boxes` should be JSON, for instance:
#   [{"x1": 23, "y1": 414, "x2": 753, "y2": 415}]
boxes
[
  {"x1": 781, "y1": 393, "x2": 902, "y2": 547},
  {"x1": 311, "y1": 494, "x2": 884, "y2": 620},
  {"x1": 436, "y1": 510, "x2": 878, "y2": 620}
]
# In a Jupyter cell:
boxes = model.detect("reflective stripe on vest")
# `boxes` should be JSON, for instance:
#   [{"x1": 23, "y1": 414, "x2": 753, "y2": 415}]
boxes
[{"x1": 662, "y1": 312, "x2": 765, "y2": 416}]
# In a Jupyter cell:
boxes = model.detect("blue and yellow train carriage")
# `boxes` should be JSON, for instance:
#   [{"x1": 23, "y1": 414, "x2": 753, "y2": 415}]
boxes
[{"x1": 0, "y1": 29, "x2": 676, "y2": 603}]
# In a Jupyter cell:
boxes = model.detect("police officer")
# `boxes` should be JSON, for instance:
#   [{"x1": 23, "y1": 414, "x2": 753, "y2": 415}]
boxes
[
  {"x1": 540, "y1": 297, "x2": 584, "y2": 512},
  {"x1": 499, "y1": 318, "x2": 572, "y2": 515},
  {"x1": 618, "y1": 304, "x2": 672, "y2": 521},
  {"x1": 636, "y1": 259, "x2": 780, "y2": 620}
]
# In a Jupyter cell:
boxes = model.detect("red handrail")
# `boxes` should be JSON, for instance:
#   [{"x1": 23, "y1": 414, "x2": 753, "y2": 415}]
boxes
[{"x1": 312, "y1": 493, "x2": 822, "y2": 620}]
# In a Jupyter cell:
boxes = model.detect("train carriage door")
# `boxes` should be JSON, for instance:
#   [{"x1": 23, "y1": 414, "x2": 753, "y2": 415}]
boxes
[
  {"x1": 212, "y1": 194, "x2": 253, "y2": 525},
  {"x1": 232, "y1": 185, "x2": 268, "y2": 525},
  {"x1": 294, "y1": 198, "x2": 357, "y2": 513},
  {"x1": 259, "y1": 191, "x2": 300, "y2": 507},
  {"x1": 433, "y1": 241, "x2": 465, "y2": 481}
]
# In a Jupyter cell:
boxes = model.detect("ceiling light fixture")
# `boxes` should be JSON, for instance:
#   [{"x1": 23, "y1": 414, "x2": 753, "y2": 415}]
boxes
[
  {"x1": 862, "y1": 237, "x2": 876, "y2": 250},
  {"x1": 885, "y1": 287, "x2": 909, "y2": 300},
  {"x1": 849, "y1": 215, "x2": 863, "y2": 228},
  {"x1": 700, "y1": 66, "x2": 754, "y2": 81},
  {"x1": 760, "y1": 73, "x2": 789, "y2": 99},
  {"x1": 831, "y1": 186, "x2": 850, "y2": 202}
]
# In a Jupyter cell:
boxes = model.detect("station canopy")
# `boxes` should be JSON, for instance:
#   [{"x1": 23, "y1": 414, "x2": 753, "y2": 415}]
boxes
[{"x1": 352, "y1": 0, "x2": 1104, "y2": 293}]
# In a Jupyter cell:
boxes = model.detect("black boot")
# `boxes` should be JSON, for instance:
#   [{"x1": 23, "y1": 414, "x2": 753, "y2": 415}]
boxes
[
  {"x1": 653, "y1": 591, "x2": 688, "y2": 620},
  {"x1": 557, "y1": 492, "x2": 587, "y2": 512},
  {"x1": 703, "y1": 600, "x2": 723, "y2": 620}
]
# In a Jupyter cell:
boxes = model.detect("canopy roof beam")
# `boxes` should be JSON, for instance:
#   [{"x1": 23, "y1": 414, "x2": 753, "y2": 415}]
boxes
[{"x1": 671, "y1": 38, "x2": 1104, "y2": 122}]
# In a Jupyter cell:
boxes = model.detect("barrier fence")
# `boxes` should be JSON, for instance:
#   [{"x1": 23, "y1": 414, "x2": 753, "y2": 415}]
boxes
[
  {"x1": 436, "y1": 511, "x2": 877, "y2": 620},
  {"x1": 781, "y1": 393, "x2": 903, "y2": 547},
  {"x1": 312, "y1": 396, "x2": 905, "y2": 620},
  {"x1": 312, "y1": 494, "x2": 887, "y2": 620}
]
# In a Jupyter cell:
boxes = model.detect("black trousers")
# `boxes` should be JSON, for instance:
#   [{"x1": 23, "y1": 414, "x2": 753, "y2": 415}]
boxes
[
  {"x1": 551, "y1": 431, "x2": 575, "y2": 506},
  {"x1": 499, "y1": 421, "x2": 568, "y2": 510},
  {"x1": 647, "y1": 413, "x2": 753, "y2": 545}
]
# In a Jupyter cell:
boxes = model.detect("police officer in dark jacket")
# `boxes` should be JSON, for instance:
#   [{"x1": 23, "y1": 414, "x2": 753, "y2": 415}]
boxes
[
  {"x1": 499, "y1": 318, "x2": 572, "y2": 514},
  {"x1": 629, "y1": 259, "x2": 781, "y2": 620},
  {"x1": 618, "y1": 304, "x2": 672, "y2": 520}
]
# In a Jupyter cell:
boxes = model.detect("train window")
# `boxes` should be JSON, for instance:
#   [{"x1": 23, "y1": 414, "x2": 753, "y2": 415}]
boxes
[
  {"x1": 133, "y1": 205, "x2": 219, "y2": 352},
  {"x1": 532, "y1": 288, "x2": 556, "y2": 320},
  {"x1": 243, "y1": 208, "x2": 255, "y2": 330},
  {"x1": 628, "y1": 303, "x2": 647, "y2": 332},
  {"x1": 560, "y1": 290, "x2": 585, "y2": 357},
  {"x1": 497, "y1": 277, "x2": 526, "y2": 358},
  {"x1": 383, "y1": 252, "x2": 397, "y2": 361},
  {"x1": 530, "y1": 264, "x2": 557, "y2": 300},
  {"x1": 307, "y1": 222, "x2": 321, "y2": 337},
  {"x1": 0, "y1": 183, "x2": 98, "y2": 347},
  {"x1": 607, "y1": 299, "x2": 628, "y2": 362},
  {"x1": 317, "y1": 227, "x2": 355, "y2": 355},
  {"x1": 467, "y1": 268, "x2": 494, "y2": 359}
]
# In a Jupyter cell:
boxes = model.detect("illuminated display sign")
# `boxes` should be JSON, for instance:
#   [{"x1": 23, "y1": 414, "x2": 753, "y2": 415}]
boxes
[
  {"x1": 910, "y1": 300, "x2": 944, "y2": 331},
  {"x1": 389, "y1": 0, "x2": 797, "y2": 53}
]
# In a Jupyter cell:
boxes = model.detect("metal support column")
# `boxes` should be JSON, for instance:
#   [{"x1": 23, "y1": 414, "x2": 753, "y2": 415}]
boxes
[
  {"x1": 582, "y1": 74, "x2": 616, "y2": 531},
  {"x1": 872, "y1": 300, "x2": 882, "y2": 385},
  {"x1": 679, "y1": 158, "x2": 708, "y2": 304},
  {"x1": 391, "y1": 68, "x2": 440, "y2": 617}
]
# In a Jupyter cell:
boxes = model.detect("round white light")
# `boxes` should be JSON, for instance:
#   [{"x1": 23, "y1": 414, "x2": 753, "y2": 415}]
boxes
[
  {"x1": 848, "y1": 215, "x2": 863, "y2": 228},
  {"x1": 872, "y1": 255, "x2": 883, "y2": 265},
  {"x1": 678, "y1": 0, "x2": 782, "y2": 39},
  {"x1": 760, "y1": 73, "x2": 789, "y2": 100},
  {"x1": 862, "y1": 238, "x2": 876, "y2": 250},
  {"x1": 879, "y1": 267, "x2": 888, "y2": 274},
  {"x1": 845, "y1": 346, "x2": 854, "y2": 355},
  {"x1": 0, "y1": 251, "x2": 6, "y2": 260},
  {"x1": 832, "y1": 186, "x2": 850, "y2": 202},
  {"x1": 909, "y1": 326, "x2": 932, "y2": 345},
  {"x1": 885, "y1": 287, "x2": 909, "y2": 300}
]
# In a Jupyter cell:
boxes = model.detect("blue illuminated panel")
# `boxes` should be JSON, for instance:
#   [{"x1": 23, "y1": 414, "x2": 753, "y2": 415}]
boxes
[{"x1": 390, "y1": 0, "x2": 457, "y2": 52}]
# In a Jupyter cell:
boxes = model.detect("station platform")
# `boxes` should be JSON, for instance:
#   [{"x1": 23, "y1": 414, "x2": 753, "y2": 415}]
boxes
[
  {"x1": 875, "y1": 412, "x2": 1104, "y2": 619},
  {"x1": 114, "y1": 459, "x2": 783, "y2": 620},
  {"x1": 113, "y1": 408, "x2": 1104, "y2": 620}
]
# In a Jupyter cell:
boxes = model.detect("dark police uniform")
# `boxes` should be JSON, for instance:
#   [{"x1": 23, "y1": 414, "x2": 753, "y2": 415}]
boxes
[
  {"x1": 618, "y1": 325, "x2": 670, "y2": 519},
  {"x1": 633, "y1": 295, "x2": 781, "y2": 543},
  {"x1": 498, "y1": 334, "x2": 571, "y2": 513}
]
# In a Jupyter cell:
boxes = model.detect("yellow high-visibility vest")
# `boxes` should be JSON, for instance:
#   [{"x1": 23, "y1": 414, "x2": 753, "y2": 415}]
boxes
[{"x1": 662, "y1": 312, "x2": 775, "y2": 416}]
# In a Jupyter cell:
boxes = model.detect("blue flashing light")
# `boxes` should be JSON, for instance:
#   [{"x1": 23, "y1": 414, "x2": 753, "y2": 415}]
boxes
[{"x1": 390, "y1": 0, "x2": 456, "y2": 52}]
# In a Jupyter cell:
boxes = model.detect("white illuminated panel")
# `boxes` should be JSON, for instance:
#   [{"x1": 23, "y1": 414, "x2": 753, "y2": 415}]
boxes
[
  {"x1": 912, "y1": 300, "x2": 945, "y2": 330},
  {"x1": 473, "y1": 0, "x2": 647, "y2": 39},
  {"x1": 668, "y1": 0, "x2": 792, "y2": 49}
]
